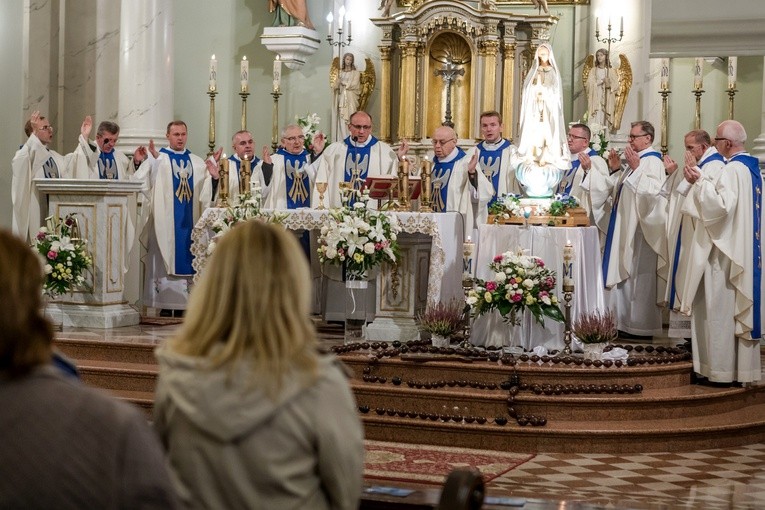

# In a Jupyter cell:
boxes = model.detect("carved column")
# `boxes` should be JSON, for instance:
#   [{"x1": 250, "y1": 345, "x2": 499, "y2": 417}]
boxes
[
  {"x1": 398, "y1": 42, "x2": 419, "y2": 140},
  {"x1": 379, "y1": 45, "x2": 393, "y2": 143},
  {"x1": 480, "y1": 40, "x2": 500, "y2": 113},
  {"x1": 501, "y1": 41, "x2": 516, "y2": 141}
]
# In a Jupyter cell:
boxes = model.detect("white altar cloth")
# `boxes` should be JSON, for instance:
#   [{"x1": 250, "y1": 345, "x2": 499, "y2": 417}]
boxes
[
  {"x1": 190, "y1": 208, "x2": 463, "y2": 305},
  {"x1": 472, "y1": 224, "x2": 606, "y2": 350}
]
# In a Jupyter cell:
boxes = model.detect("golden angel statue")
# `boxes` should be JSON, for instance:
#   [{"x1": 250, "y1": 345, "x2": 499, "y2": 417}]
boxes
[
  {"x1": 582, "y1": 48, "x2": 632, "y2": 132},
  {"x1": 329, "y1": 53, "x2": 376, "y2": 140}
]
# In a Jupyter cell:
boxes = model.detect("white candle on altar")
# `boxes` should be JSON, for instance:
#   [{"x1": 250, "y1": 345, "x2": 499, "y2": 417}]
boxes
[
  {"x1": 240, "y1": 56, "x2": 249, "y2": 93},
  {"x1": 273, "y1": 55, "x2": 282, "y2": 93},
  {"x1": 660, "y1": 59, "x2": 670, "y2": 91},
  {"x1": 728, "y1": 56, "x2": 738, "y2": 90},
  {"x1": 209, "y1": 54, "x2": 217, "y2": 92},
  {"x1": 563, "y1": 240, "x2": 574, "y2": 287},
  {"x1": 463, "y1": 236, "x2": 475, "y2": 279},
  {"x1": 326, "y1": 12, "x2": 333, "y2": 37},
  {"x1": 694, "y1": 57, "x2": 704, "y2": 90}
]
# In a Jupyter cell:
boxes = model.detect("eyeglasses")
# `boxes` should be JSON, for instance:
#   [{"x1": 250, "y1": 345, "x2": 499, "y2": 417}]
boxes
[
  {"x1": 38, "y1": 126, "x2": 53, "y2": 132},
  {"x1": 284, "y1": 135, "x2": 306, "y2": 142},
  {"x1": 100, "y1": 137, "x2": 118, "y2": 144},
  {"x1": 714, "y1": 137, "x2": 731, "y2": 143},
  {"x1": 628, "y1": 133, "x2": 649, "y2": 140},
  {"x1": 567, "y1": 134, "x2": 588, "y2": 141},
  {"x1": 350, "y1": 124, "x2": 372, "y2": 130},
  {"x1": 432, "y1": 138, "x2": 456, "y2": 146}
]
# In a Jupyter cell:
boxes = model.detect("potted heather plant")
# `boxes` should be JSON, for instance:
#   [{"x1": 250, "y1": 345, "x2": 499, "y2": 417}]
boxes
[
  {"x1": 417, "y1": 299, "x2": 465, "y2": 347},
  {"x1": 572, "y1": 309, "x2": 618, "y2": 360}
]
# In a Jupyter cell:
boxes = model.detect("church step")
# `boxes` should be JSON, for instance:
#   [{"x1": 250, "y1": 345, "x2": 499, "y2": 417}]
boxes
[
  {"x1": 77, "y1": 360, "x2": 158, "y2": 393},
  {"x1": 104, "y1": 389, "x2": 155, "y2": 418},
  {"x1": 54, "y1": 338, "x2": 159, "y2": 365},
  {"x1": 351, "y1": 382, "x2": 765, "y2": 422},
  {"x1": 360, "y1": 402, "x2": 765, "y2": 453}
]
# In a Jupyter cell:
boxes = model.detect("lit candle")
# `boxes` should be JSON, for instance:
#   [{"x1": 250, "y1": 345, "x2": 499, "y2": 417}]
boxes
[
  {"x1": 694, "y1": 57, "x2": 704, "y2": 90},
  {"x1": 660, "y1": 58, "x2": 670, "y2": 91},
  {"x1": 338, "y1": 6, "x2": 345, "y2": 27},
  {"x1": 240, "y1": 56, "x2": 249, "y2": 93},
  {"x1": 273, "y1": 55, "x2": 282, "y2": 93},
  {"x1": 563, "y1": 240, "x2": 574, "y2": 287},
  {"x1": 209, "y1": 54, "x2": 217, "y2": 92},
  {"x1": 463, "y1": 236, "x2": 475, "y2": 279},
  {"x1": 728, "y1": 56, "x2": 737, "y2": 90},
  {"x1": 326, "y1": 12, "x2": 333, "y2": 36}
]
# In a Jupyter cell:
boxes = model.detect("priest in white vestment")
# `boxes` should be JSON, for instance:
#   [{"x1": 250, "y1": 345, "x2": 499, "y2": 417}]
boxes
[
  {"x1": 313, "y1": 111, "x2": 407, "y2": 209},
  {"x1": 475, "y1": 111, "x2": 521, "y2": 203},
  {"x1": 142, "y1": 121, "x2": 217, "y2": 315},
  {"x1": 11, "y1": 112, "x2": 75, "y2": 243},
  {"x1": 431, "y1": 126, "x2": 494, "y2": 239},
  {"x1": 217, "y1": 130, "x2": 264, "y2": 203},
  {"x1": 674, "y1": 120, "x2": 763, "y2": 384},
  {"x1": 261, "y1": 125, "x2": 324, "y2": 209},
  {"x1": 68, "y1": 116, "x2": 146, "y2": 180},
  {"x1": 601, "y1": 121, "x2": 665, "y2": 337}
]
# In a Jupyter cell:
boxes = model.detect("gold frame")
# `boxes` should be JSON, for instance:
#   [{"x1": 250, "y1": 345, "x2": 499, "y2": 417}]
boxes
[{"x1": 398, "y1": 0, "x2": 589, "y2": 5}]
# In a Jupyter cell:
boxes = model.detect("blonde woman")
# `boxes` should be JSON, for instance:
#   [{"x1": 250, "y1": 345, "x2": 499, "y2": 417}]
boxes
[{"x1": 154, "y1": 221, "x2": 364, "y2": 510}]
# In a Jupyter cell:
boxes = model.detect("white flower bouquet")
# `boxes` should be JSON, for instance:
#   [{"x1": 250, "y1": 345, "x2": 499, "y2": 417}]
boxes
[
  {"x1": 296, "y1": 112, "x2": 321, "y2": 152},
  {"x1": 209, "y1": 196, "x2": 286, "y2": 255},
  {"x1": 317, "y1": 190, "x2": 401, "y2": 278},
  {"x1": 34, "y1": 214, "x2": 92, "y2": 296},
  {"x1": 467, "y1": 250, "x2": 564, "y2": 325},
  {"x1": 588, "y1": 122, "x2": 608, "y2": 157}
]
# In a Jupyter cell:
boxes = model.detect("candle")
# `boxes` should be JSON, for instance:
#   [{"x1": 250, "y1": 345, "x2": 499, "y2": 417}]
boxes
[
  {"x1": 209, "y1": 54, "x2": 217, "y2": 92},
  {"x1": 273, "y1": 55, "x2": 282, "y2": 92},
  {"x1": 463, "y1": 236, "x2": 475, "y2": 279},
  {"x1": 563, "y1": 240, "x2": 574, "y2": 287},
  {"x1": 728, "y1": 56, "x2": 737, "y2": 90},
  {"x1": 240, "y1": 56, "x2": 249, "y2": 93},
  {"x1": 338, "y1": 6, "x2": 345, "y2": 26},
  {"x1": 694, "y1": 57, "x2": 704, "y2": 90},
  {"x1": 619, "y1": 16, "x2": 623, "y2": 34},
  {"x1": 595, "y1": 17, "x2": 599, "y2": 37},
  {"x1": 660, "y1": 58, "x2": 670, "y2": 90}
]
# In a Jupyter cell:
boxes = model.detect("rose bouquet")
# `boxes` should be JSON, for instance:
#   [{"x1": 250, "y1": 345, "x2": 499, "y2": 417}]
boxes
[
  {"x1": 466, "y1": 250, "x2": 564, "y2": 326},
  {"x1": 296, "y1": 112, "x2": 321, "y2": 152},
  {"x1": 34, "y1": 214, "x2": 92, "y2": 296},
  {"x1": 317, "y1": 190, "x2": 400, "y2": 278}
]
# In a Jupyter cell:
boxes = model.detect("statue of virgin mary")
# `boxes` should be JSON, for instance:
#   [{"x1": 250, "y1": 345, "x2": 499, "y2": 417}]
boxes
[{"x1": 514, "y1": 43, "x2": 571, "y2": 197}]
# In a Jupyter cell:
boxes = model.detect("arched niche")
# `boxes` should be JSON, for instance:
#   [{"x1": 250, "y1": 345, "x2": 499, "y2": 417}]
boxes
[{"x1": 425, "y1": 32, "x2": 474, "y2": 138}]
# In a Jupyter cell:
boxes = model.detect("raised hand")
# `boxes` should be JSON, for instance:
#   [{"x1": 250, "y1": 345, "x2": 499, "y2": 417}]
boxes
[
  {"x1": 683, "y1": 163, "x2": 701, "y2": 184},
  {"x1": 212, "y1": 147, "x2": 223, "y2": 163},
  {"x1": 683, "y1": 150, "x2": 696, "y2": 169},
  {"x1": 606, "y1": 149, "x2": 621, "y2": 172},
  {"x1": 467, "y1": 150, "x2": 479, "y2": 176},
  {"x1": 313, "y1": 132, "x2": 326, "y2": 154},
  {"x1": 81, "y1": 115, "x2": 93, "y2": 139},
  {"x1": 133, "y1": 146, "x2": 148, "y2": 165},
  {"x1": 579, "y1": 151, "x2": 592, "y2": 172},
  {"x1": 148, "y1": 139, "x2": 158, "y2": 159},
  {"x1": 625, "y1": 145, "x2": 640, "y2": 171},
  {"x1": 397, "y1": 138, "x2": 410, "y2": 161},
  {"x1": 262, "y1": 145, "x2": 273, "y2": 165},
  {"x1": 30, "y1": 111, "x2": 43, "y2": 133},
  {"x1": 663, "y1": 155, "x2": 678, "y2": 175}
]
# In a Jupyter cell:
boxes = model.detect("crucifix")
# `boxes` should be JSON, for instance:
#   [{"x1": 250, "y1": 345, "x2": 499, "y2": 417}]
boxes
[{"x1": 434, "y1": 58, "x2": 464, "y2": 128}]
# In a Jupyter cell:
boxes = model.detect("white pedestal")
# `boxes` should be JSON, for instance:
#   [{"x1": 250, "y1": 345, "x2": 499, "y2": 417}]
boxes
[
  {"x1": 366, "y1": 234, "x2": 431, "y2": 342},
  {"x1": 260, "y1": 26, "x2": 320, "y2": 69},
  {"x1": 35, "y1": 179, "x2": 143, "y2": 328}
]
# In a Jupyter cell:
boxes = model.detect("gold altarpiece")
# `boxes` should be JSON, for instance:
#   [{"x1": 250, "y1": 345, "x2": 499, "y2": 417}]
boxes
[{"x1": 372, "y1": 0, "x2": 557, "y2": 145}]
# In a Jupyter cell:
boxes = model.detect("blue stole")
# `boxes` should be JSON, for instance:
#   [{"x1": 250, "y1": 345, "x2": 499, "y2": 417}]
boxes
[
  {"x1": 42, "y1": 153, "x2": 59, "y2": 178},
  {"x1": 344, "y1": 136, "x2": 379, "y2": 188},
  {"x1": 98, "y1": 151, "x2": 118, "y2": 179},
  {"x1": 160, "y1": 148, "x2": 195, "y2": 275},
  {"x1": 731, "y1": 153, "x2": 762, "y2": 338},
  {"x1": 602, "y1": 151, "x2": 662, "y2": 286},
  {"x1": 477, "y1": 139, "x2": 511, "y2": 205},
  {"x1": 669, "y1": 152, "x2": 725, "y2": 309},
  {"x1": 432, "y1": 148, "x2": 466, "y2": 213},
  {"x1": 277, "y1": 148, "x2": 311, "y2": 209},
  {"x1": 557, "y1": 149, "x2": 597, "y2": 196}
]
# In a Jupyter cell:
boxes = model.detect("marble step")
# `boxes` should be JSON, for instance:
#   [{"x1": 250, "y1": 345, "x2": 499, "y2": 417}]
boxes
[
  {"x1": 55, "y1": 338, "x2": 159, "y2": 365},
  {"x1": 78, "y1": 360, "x2": 158, "y2": 393}
]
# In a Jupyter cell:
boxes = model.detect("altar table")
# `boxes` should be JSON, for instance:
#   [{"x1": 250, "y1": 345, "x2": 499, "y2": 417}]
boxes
[{"x1": 472, "y1": 223, "x2": 606, "y2": 350}]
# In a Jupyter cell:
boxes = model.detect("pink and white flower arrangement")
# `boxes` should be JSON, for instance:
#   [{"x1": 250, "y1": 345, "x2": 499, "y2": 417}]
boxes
[
  {"x1": 466, "y1": 250, "x2": 564, "y2": 325},
  {"x1": 317, "y1": 190, "x2": 400, "y2": 277},
  {"x1": 34, "y1": 214, "x2": 92, "y2": 296},
  {"x1": 209, "y1": 197, "x2": 286, "y2": 255}
]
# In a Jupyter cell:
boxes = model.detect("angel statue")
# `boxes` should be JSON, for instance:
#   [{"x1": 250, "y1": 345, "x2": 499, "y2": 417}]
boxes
[
  {"x1": 378, "y1": 0, "x2": 395, "y2": 17},
  {"x1": 582, "y1": 48, "x2": 632, "y2": 132},
  {"x1": 329, "y1": 53, "x2": 376, "y2": 141},
  {"x1": 513, "y1": 43, "x2": 571, "y2": 198}
]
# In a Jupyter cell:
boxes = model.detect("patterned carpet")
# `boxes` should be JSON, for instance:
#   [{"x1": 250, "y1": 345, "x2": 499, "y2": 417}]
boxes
[{"x1": 364, "y1": 440, "x2": 534, "y2": 485}]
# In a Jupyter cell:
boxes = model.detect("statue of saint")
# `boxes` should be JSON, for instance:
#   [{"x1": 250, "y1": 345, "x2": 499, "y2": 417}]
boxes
[
  {"x1": 583, "y1": 49, "x2": 632, "y2": 132},
  {"x1": 269, "y1": 0, "x2": 314, "y2": 29}
]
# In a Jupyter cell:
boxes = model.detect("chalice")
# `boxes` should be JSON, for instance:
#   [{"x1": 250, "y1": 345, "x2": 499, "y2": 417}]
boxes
[{"x1": 316, "y1": 181, "x2": 328, "y2": 210}]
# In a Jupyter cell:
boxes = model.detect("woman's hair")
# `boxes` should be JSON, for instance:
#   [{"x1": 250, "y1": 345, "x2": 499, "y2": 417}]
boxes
[
  {"x1": 169, "y1": 221, "x2": 319, "y2": 398},
  {"x1": 0, "y1": 230, "x2": 53, "y2": 378}
]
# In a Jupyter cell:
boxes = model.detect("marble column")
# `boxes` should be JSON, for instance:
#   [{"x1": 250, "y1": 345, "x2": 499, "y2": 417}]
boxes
[
  {"x1": 117, "y1": 0, "x2": 174, "y2": 153},
  {"x1": 749, "y1": 56, "x2": 765, "y2": 169}
]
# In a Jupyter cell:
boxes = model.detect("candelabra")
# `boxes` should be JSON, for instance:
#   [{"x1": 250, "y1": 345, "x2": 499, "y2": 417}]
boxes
[
  {"x1": 595, "y1": 17, "x2": 624, "y2": 130},
  {"x1": 271, "y1": 89, "x2": 282, "y2": 152},
  {"x1": 419, "y1": 159, "x2": 433, "y2": 212},
  {"x1": 397, "y1": 158, "x2": 410, "y2": 211},
  {"x1": 659, "y1": 88, "x2": 671, "y2": 155},
  {"x1": 207, "y1": 89, "x2": 217, "y2": 158},
  {"x1": 217, "y1": 158, "x2": 230, "y2": 208},
  {"x1": 727, "y1": 87, "x2": 737, "y2": 120},
  {"x1": 561, "y1": 285, "x2": 574, "y2": 356},
  {"x1": 239, "y1": 90, "x2": 250, "y2": 131},
  {"x1": 239, "y1": 155, "x2": 251, "y2": 196},
  {"x1": 693, "y1": 88, "x2": 704, "y2": 130},
  {"x1": 326, "y1": 7, "x2": 352, "y2": 141}
]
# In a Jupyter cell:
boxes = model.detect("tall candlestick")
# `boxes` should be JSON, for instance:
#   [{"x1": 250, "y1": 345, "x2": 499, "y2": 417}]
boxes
[
  {"x1": 660, "y1": 58, "x2": 670, "y2": 91},
  {"x1": 240, "y1": 56, "x2": 249, "y2": 93},
  {"x1": 563, "y1": 240, "x2": 574, "y2": 287},
  {"x1": 694, "y1": 57, "x2": 704, "y2": 90},
  {"x1": 218, "y1": 155, "x2": 230, "y2": 207},
  {"x1": 728, "y1": 56, "x2": 738, "y2": 90},
  {"x1": 273, "y1": 55, "x2": 282, "y2": 93},
  {"x1": 209, "y1": 54, "x2": 217, "y2": 92}
]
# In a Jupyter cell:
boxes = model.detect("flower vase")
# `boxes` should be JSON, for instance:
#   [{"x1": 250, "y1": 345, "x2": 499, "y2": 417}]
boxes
[
  {"x1": 344, "y1": 270, "x2": 369, "y2": 344},
  {"x1": 431, "y1": 334, "x2": 449, "y2": 348},
  {"x1": 583, "y1": 342, "x2": 607, "y2": 360}
]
